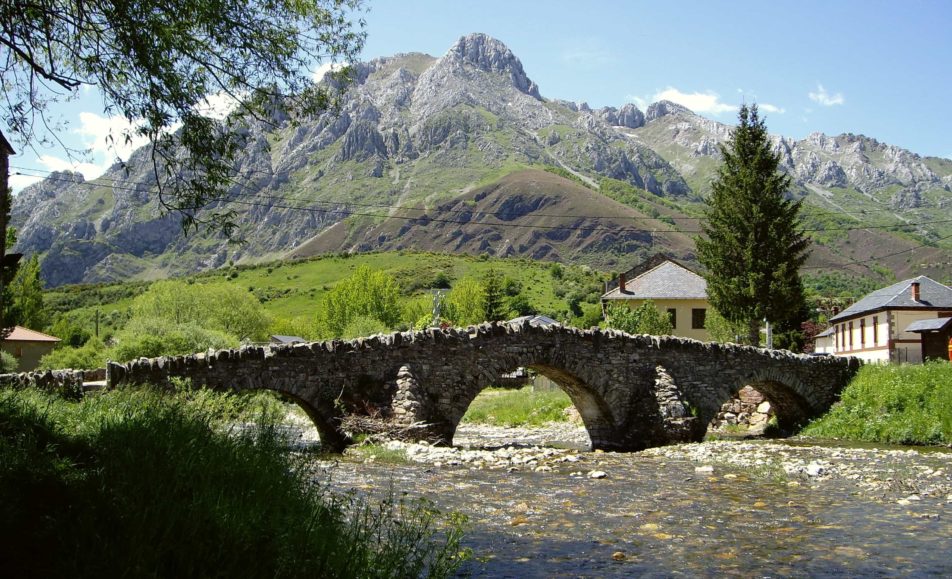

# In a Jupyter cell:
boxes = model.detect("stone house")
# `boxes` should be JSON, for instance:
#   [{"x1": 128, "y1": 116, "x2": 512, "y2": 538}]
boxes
[
  {"x1": 1, "y1": 326, "x2": 61, "y2": 372},
  {"x1": 827, "y1": 276, "x2": 952, "y2": 363},
  {"x1": 600, "y1": 255, "x2": 711, "y2": 341}
]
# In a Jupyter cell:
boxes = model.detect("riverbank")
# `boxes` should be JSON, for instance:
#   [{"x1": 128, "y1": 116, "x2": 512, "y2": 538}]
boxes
[
  {"x1": 354, "y1": 424, "x2": 952, "y2": 506},
  {"x1": 329, "y1": 423, "x2": 952, "y2": 577}
]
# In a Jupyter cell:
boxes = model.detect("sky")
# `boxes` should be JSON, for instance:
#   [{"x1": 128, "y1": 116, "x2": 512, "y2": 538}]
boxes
[{"x1": 9, "y1": 0, "x2": 952, "y2": 192}]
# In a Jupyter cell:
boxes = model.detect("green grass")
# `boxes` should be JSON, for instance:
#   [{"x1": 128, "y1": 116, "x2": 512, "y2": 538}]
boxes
[
  {"x1": 46, "y1": 251, "x2": 608, "y2": 326},
  {"x1": 0, "y1": 387, "x2": 468, "y2": 578},
  {"x1": 462, "y1": 386, "x2": 574, "y2": 427},
  {"x1": 802, "y1": 362, "x2": 952, "y2": 445}
]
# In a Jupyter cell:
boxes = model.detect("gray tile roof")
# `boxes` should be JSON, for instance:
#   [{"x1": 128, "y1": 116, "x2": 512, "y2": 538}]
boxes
[
  {"x1": 830, "y1": 276, "x2": 952, "y2": 322},
  {"x1": 814, "y1": 327, "x2": 835, "y2": 338},
  {"x1": 904, "y1": 317, "x2": 952, "y2": 333},
  {"x1": 508, "y1": 314, "x2": 561, "y2": 327},
  {"x1": 271, "y1": 335, "x2": 306, "y2": 344},
  {"x1": 602, "y1": 260, "x2": 707, "y2": 300}
]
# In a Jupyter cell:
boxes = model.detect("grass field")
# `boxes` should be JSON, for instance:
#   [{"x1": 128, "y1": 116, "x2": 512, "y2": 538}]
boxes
[
  {"x1": 44, "y1": 251, "x2": 607, "y2": 336},
  {"x1": 462, "y1": 386, "x2": 574, "y2": 427}
]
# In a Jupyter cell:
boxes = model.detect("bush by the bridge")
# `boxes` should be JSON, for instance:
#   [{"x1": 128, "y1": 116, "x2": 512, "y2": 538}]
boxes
[
  {"x1": 802, "y1": 361, "x2": 952, "y2": 445},
  {"x1": 0, "y1": 387, "x2": 468, "y2": 578}
]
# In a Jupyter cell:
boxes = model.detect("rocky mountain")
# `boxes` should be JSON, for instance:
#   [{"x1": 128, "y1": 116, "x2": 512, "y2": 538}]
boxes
[{"x1": 11, "y1": 33, "x2": 952, "y2": 287}]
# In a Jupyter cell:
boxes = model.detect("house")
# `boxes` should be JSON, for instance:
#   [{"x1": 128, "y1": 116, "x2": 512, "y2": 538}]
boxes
[
  {"x1": 600, "y1": 255, "x2": 711, "y2": 341},
  {"x1": 813, "y1": 326, "x2": 835, "y2": 355},
  {"x1": 1, "y1": 326, "x2": 61, "y2": 372},
  {"x1": 270, "y1": 334, "x2": 307, "y2": 345},
  {"x1": 827, "y1": 276, "x2": 952, "y2": 363}
]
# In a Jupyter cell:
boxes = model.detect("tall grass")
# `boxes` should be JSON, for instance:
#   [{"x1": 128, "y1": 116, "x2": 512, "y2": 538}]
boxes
[
  {"x1": 802, "y1": 361, "x2": 952, "y2": 445},
  {"x1": 0, "y1": 387, "x2": 467, "y2": 578},
  {"x1": 462, "y1": 387, "x2": 573, "y2": 427}
]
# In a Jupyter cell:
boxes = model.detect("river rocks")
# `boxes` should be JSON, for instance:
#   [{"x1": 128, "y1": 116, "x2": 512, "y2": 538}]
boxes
[
  {"x1": 380, "y1": 438, "x2": 583, "y2": 471},
  {"x1": 642, "y1": 440, "x2": 952, "y2": 504}
]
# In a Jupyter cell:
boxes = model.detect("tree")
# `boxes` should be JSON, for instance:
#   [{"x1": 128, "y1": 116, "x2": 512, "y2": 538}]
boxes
[
  {"x1": 443, "y1": 277, "x2": 486, "y2": 326},
  {"x1": 132, "y1": 280, "x2": 272, "y2": 340},
  {"x1": 482, "y1": 268, "x2": 506, "y2": 322},
  {"x1": 7, "y1": 254, "x2": 46, "y2": 329},
  {"x1": 1, "y1": 0, "x2": 365, "y2": 233},
  {"x1": 695, "y1": 104, "x2": 810, "y2": 346},
  {"x1": 316, "y1": 266, "x2": 401, "y2": 338},
  {"x1": 604, "y1": 301, "x2": 673, "y2": 336}
]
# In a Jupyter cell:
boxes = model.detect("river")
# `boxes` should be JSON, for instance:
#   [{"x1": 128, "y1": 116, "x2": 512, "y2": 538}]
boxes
[{"x1": 295, "y1": 422, "x2": 951, "y2": 577}]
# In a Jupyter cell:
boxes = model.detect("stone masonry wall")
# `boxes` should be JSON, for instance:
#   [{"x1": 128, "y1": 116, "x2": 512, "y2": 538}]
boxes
[{"x1": 106, "y1": 322, "x2": 862, "y2": 452}]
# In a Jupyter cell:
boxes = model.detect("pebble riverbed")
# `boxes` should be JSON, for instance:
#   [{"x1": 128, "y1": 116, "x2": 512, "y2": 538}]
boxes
[
  {"x1": 287, "y1": 421, "x2": 952, "y2": 576},
  {"x1": 364, "y1": 423, "x2": 952, "y2": 506}
]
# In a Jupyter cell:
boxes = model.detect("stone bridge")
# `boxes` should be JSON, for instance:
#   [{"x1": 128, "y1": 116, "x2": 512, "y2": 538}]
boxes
[{"x1": 106, "y1": 322, "x2": 861, "y2": 452}]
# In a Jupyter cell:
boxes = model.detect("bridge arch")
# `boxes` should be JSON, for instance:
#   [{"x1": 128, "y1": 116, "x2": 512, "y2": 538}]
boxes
[{"x1": 435, "y1": 361, "x2": 619, "y2": 450}]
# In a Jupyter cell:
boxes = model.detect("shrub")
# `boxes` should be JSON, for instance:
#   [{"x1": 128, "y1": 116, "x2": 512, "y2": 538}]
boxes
[
  {"x1": 38, "y1": 337, "x2": 108, "y2": 371},
  {"x1": 0, "y1": 387, "x2": 468, "y2": 578},
  {"x1": 316, "y1": 266, "x2": 401, "y2": 338},
  {"x1": 111, "y1": 317, "x2": 238, "y2": 362},
  {"x1": 604, "y1": 301, "x2": 673, "y2": 335},
  {"x1": 443, "y1": 277, "x2": 485, "y2": 326},
  {"x1": 341, "y1": 315, "x2": 390, "y2": 340},
  {"x1": 802, "y1": 362, "x2": 952, "y2": 445},
  {"x1": 131, "y1": 280, "x2": 272, "y2": 341},
  {"x1": 0, "y1": 350, "x2": 17, "y2": 373}
]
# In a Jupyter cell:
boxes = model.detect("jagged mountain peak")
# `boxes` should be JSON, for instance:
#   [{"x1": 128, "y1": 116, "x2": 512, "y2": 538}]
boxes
[
  {"x1": 443, "y1": 33, "x2": 540, "y2": 99},
  {"x1": 645, "y1": 100, "x2": 694, "y2": 122},
  {"x1": 11, "y1": 36, "x2": 952, "y2": 288}
]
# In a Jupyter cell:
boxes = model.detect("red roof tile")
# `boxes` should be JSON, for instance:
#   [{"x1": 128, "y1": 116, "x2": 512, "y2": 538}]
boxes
[{"x1": 2, "y1": 326, "x2": 61, "y2": 343}]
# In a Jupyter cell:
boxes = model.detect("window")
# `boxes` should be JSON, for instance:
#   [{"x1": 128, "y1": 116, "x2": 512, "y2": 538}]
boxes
[
  {"x1": 860, "y1": 319, "x2": 866, "y2": 346},
  {"x1": 872, "y1": 316, "x2": 878, "y2": 345},
  {"x1": 667, "y1": 308, "x2": 677, "y2": 329},
  {"x1": 848, "y1": 322, "x2": 854, "y2": 349},
  {"x1": 835, "y1": 325, "x2": 840, "y2": 350},
  {"x1": 692, "y1": 308, "x2": 706, "y2": 329},
  {"x1": 14, "y1": 346, "x2": 22, "y2": 358}
]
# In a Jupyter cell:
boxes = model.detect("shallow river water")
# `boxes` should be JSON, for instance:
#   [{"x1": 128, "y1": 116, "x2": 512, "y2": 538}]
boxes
[{"x1": 311, "y1": 425, "x2": 951, "y2": 577}]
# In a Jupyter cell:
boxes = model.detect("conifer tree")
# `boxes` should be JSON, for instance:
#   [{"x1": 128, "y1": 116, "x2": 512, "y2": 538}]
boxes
[
  {"x1": 482, "y1": 268, "x2": 507, "y2": 322},
  {"x1": 695, "y1": 104, "x2": 810, "y2": 346}
]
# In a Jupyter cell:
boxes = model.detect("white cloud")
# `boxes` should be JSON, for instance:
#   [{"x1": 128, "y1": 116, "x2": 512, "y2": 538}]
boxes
[
  {"x1": 808, "y1": 84, "x2": 844, "y2": 106},
  {"x1": 651, "y1": 87, "x2": 736, "y2": 115},
  {"x1": 311, "y1": 61, "x2": 344, "y2": 83},
  {"x1": 626, "y1": 94, "x2": 649, "y2": 110},
  {"x1": 9, "y1": 172, "x2": 44, "y2": 191},
  {"x1": 759, "y1": 103, "x2": 786, "y2": 114},
  {"x1": 75, "y1": 111, "x2": 150, "y2": 161},
  {"x1": 196, "y1": 91, "x2": 244, "y2": 120}
]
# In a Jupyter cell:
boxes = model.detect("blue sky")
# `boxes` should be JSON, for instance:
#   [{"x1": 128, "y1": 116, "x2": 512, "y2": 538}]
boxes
[{"x1": 10, "y1": 0, "x2": 952, "y2": 191}]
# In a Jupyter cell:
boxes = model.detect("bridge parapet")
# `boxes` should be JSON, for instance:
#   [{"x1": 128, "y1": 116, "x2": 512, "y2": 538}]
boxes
[{"x1": 105, "y1": 322, "x2": 861, "y2": 452}]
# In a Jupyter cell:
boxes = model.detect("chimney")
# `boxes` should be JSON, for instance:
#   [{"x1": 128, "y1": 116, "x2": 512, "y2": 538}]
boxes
[
  {"x1": 911, "y1": 281, "x2": 920, "y2": 302},
  {"x1": 618, "y1": 272, "x2": 627, "y2": 294},
  {"x1": 831, "y1": 306, "x2": 840, "y2": 316}
]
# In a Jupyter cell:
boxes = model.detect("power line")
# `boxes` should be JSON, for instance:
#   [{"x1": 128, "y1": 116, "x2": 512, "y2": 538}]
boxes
[
  {"x1": 13, "y1": 168, "x2": 952, "y2": 235},
  {"x1": 12, "y1": 163, "x2": 934, "y2": 222}
]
